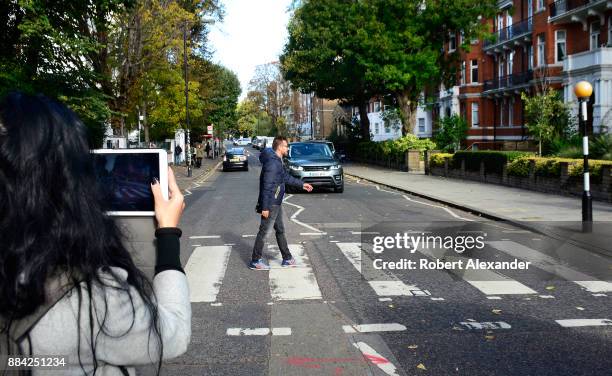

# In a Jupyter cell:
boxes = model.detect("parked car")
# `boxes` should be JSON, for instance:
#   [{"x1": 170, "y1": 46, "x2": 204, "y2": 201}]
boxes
[
  {"x1": 233, "y1": 137, "x2": 251, "y2": 146},
  {"x1": 286, "y1": 142, "x2": 343, "y2": 193},
  {"x1": 252, "y1": 136, "x2": 266, "y2": 150},
  {"x1": 261, "y1": 136, "x2": 275, "y2": 149},
  {"x1": 223, "y1": 147, "x2": 249, "y2": 171}
]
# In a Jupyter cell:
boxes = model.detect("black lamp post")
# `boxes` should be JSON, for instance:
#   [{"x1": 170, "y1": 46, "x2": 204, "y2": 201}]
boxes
[
  {"x1": 574, "y1": 80, "x2": 593, "y2": 228},
  {"x1": 183, "y1": 21, "x2": 192, "y2": 177}
]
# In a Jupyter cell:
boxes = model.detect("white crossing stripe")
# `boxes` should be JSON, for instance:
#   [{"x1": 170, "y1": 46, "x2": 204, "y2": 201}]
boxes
[
  {"x1": 268, "y1": 244, "x2": 323, "y2": 300},
  {"x1": 335, "y1": 243, "x2": 431, "y2": 297},
  {"x1": 417, "y1": 246, "x2": 537, "y2": 295},
  {"x1": 488, "y1": 241, "x2": 612, "y2": 292},
  {"x1": 189, "y1": 235, "x2": 221, "y2": 239},
  {"x1": 226, "y1": 327, "x2": 292, "y2": 336},
  {"x1": 299, "y1": 232, "x2": 327, "y2": 236},
  {"x1": 353, "y1": 342, "x2": 400, "y2": 376},
  {"x1": 343, "y1": 323, "x2": 406, "y2": 333},
  {"x1": 185, "y1": 245, "x2": 231, "y2": 302},
  {"x1": 555, "y1": 319, "x2": 612, "y2": 328},
  {"x1": 459, "y1": 321, "x2": 511, "y2": 330}
]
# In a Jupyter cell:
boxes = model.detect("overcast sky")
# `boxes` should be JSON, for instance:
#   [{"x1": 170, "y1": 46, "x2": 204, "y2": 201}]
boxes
[{"x1": 208, "y1": 0, "x2": 293, "y2": 100}]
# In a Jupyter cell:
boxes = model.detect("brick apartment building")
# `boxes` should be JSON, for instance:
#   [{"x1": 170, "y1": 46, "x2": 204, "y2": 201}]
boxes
[{"x1": 434, "y1": 0, "x2": 612, "y2": 150}]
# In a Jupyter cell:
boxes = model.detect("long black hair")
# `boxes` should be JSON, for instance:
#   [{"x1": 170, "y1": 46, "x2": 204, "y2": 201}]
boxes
[{"x1": 0, "y1": 92, "x2": 163, "y2": 373}]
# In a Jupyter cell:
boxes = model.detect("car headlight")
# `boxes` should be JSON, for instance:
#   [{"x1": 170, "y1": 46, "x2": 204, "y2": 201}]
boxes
[
  {"x1": 239, "y1": 156, "x2": 247, "y2": 161},
  {"x1": 330, "y1": 165, "x2": 341, "y2": 169},
  {"x1": 289, "y1": 165, "x2": 303, "y2": 171}
]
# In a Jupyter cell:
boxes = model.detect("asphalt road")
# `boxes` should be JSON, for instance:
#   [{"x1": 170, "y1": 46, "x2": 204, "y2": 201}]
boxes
[{"x1": 141, "y1": 144, "x2": 612, "y2": 376}]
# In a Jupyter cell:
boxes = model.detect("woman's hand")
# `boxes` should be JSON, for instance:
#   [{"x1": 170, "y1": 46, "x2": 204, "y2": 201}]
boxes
[{"x1": 151, "y1": 167, "x2": 185, "y2": 228}]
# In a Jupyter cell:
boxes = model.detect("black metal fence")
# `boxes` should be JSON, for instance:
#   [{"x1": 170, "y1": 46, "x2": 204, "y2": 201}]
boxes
[
  {"x1": 484, "y1": 17, "x2": 533, "y2": 49},
  {"x1": 549, "y1": 0, "x2": 590, "y2": 18},
  {"x1": 483, "y1": 71, "x2": 534, "y2": 92}
]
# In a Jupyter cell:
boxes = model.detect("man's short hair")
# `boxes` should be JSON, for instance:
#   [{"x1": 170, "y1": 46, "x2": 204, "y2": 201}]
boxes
[{"x1": 272, "y1": 135, "x2": 288, "y2": 151}]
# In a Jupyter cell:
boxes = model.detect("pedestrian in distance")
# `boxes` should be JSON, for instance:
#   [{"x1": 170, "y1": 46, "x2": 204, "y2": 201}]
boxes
[
  {"x1": 174, "y1": 144, "x2": 182, "y2": 165},
  {"x1": 0, "y1": 92, "x2": 191, "y2": 375},
  {"x1": 250, "y1": 136, "x2": 313, "y2": 270},
  {"x1": 205, "y1": 141, "x2": 211, "y2": 159},
  {"x1": 195, "y1": 143, "x2": 204, "y2": 168}
]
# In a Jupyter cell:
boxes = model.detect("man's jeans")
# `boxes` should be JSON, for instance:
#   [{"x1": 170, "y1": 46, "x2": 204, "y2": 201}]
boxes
[{"x1": 251, "y1": 205, "x2": 292, "y2": 262}]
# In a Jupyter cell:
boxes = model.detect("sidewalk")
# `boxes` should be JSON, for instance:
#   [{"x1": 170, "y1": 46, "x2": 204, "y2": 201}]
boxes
[
  {"x1": 344, "y1": 163, "x2": 612, "y2": 255},
  {"x1": 172, "y1": 156, "x2": 221, "y2": 191}
]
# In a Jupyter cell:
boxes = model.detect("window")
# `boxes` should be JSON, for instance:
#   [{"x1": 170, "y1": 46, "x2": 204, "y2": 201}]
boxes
[
  {"x1": 555, "y1": 30, "x2": 566, "y2": 62},
  {"x1": 470, "y1": 59, "x2": 479, "y2": 83},
  {"x1": 537, "y1": 0, "x2": 544, "y2": 11},
  {"x1": 449, "y1": 33, "x2": 456, "y2": 52},
  {"x1": 590, "y1": 21, "x2": 601, "y2": 50},
  {"x1": 500, "y1": 101, "x2": 505, "y2": 127},
  {"x1": 374, "y1": 122, "x2": 380, "y2": 135},
  {"x1": 498, "y1": 57, "x2": 505, "y2": 79},
  {"x1": 497, "y1": 14, "x2": 503, "y2": 32},
  {"x1": 507, "y1": 51, "x2": 514, "y2": 75},
  {"x1": 508, "y1": 99, "x2": 514, "y2": 127},
  {"x1": 374, "y1": 101, "x2": 381, "y2": 112},
  {"x1": 609, "y1": 17, "x2": 612, "y2": 47},
  {"x1": 460, "y1": 61, "x2": 466, "y2": 85},
  {"x1": 528, "y1": 0, "x2": 533, "y2": 19},
  {"x1": 527, "y1": 44, "x2": 534, "y2": 70},
  {"x1": 471, "y1": 102, "x2": 479, "y2": 127},
  {"x1": 537, "y1": 34, "x2": 546, "y2": 66},
  {"x1": 418, "y1": 118, "x2": 425, "y2": 133}
]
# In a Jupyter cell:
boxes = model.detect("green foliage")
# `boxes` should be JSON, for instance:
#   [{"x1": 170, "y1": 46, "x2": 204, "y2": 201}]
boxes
[
  {"x1": 281, "y1": 0, "x2": 497, "y2": 135},
  {"x1": 506, "y1": 157, "x2": 531, "y2": 177},
  {"x1": 1, "y1": 0, "x2": 228, "y2": 145},
  {"x1": 507, "y1": 156, "x2": 612, "y2": 181},
  {"x1": 521, "y1": 88, "x2": 576, "y2": 155},
  {"x1": 355, "y1": 135, "x2": 437, "y2": 161},
  {"x1": 429, "y1": 153, "x2": 454, "y2": 168},
  {"x1": 589, "y1": 133, "x2": 612, "y2": 160},
  {"x1": 453, "y1": 151, "x2": 532, "y2": 174},
  {"x1": 434, "y1": 115, "x2": 468, "y2": 152}
]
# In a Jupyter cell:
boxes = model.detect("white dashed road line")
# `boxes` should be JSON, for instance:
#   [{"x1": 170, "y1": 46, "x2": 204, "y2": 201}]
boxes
[
  {"x1": 555, "y1": 319, "x2": 612, "y2": 328},
  {"x1": 343, "y1": 323, "x2": 407, "y2": 333}
]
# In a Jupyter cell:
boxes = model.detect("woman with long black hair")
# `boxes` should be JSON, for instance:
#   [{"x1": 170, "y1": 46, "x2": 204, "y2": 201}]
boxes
[{"x1": 0, "y1": 92, "x2": 191, "y2": 375}]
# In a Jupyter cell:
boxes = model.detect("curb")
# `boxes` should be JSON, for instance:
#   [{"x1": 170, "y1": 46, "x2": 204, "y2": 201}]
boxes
[{"x1": 345, "y1": 172, "x2": 611, "y2": 257}]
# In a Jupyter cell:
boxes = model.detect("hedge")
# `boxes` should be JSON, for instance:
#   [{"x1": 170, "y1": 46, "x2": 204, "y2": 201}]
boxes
[
  {"x1": 429, "y1": 153, "x2": 454, "y2": 168},
  {"x1": 507, "y1": 157, "x2": 612, "y2": 181},
  {"x1": 452, "y1": 151, "x2": 532, "y2": 175},
  {"x1": 355, "y1": 135, "x2": 437, "y2": 161}
]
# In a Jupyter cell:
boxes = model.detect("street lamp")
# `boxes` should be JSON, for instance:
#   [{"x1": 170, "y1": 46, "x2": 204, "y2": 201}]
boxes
[
  {"x1": 183, "y1": 21, "x2": 192, "y2": 177},
  {"x1": 574, "y1": 80, "x2": 593, "y2": 227}
]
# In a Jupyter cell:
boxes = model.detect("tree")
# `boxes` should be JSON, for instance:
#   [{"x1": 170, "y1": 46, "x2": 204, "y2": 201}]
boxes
[
  {"x1": 434, "y1": 114, "x2": 468, "y2": 152},
  {"x1": 281, "y1": 0, "x2": 384, "y2": 140},
  {"x1": 521, "y1": 88, "x2": 575, "y2": 156},
  {"x1": 281, "y1": 0, "x2": 497, "y2": 136}
]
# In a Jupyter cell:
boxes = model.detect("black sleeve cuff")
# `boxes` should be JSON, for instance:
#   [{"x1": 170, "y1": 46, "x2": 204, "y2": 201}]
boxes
[{"x1": 155, "y1": 227, "x2": 185, "y2": 275}]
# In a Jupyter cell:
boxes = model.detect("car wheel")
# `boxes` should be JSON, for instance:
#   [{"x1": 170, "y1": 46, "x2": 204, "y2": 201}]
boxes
[{"x1": 334, "y1": 184, "x2": 344, "y2": 193}]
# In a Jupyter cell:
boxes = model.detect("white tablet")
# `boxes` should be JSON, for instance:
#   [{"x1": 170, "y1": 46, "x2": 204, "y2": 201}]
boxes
[{"x1": 91, "y1": 149, "x2": 169, "y2": 216}]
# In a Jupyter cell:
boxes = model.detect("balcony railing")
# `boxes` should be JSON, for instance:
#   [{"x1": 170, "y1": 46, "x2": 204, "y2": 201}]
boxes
[
  {"x1": 483, "y1": 17, "x2": 533, "y2": 49},
  {"x1": 483, "y1": 71, "x2": 533, "y2": 92},
  {"x1": 549, "y1": 0, "x2": 589, "y2": 18}
]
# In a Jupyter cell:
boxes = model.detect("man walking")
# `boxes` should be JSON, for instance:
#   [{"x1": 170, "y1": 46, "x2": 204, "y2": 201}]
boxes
[{"x1": 250, "y1": 136, "x2": 313, "y2": 270}]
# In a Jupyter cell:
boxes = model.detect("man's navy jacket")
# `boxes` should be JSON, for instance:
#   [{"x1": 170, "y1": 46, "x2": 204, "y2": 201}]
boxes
[{"x1": 257, "y1": 148, "x2": 303, "y2": 212}]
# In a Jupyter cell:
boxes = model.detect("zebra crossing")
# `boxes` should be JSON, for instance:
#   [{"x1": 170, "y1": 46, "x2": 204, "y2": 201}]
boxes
[{"x1": 183, "y1": 234, "x2": 611, "y2": 330}]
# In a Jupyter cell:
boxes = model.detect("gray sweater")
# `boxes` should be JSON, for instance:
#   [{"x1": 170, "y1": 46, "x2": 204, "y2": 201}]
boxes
[{"x1": 29, "y1": 267, "x2": 191, "y2": 375}]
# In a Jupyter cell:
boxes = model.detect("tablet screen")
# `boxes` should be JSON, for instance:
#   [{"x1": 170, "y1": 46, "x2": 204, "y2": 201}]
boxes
[{"x1": 93, "y1": 153, "x2": 159, "y2": 212}]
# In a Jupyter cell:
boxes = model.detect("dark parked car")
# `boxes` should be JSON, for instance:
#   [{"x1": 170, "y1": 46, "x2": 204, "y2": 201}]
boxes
[
  {"x1": 286, "y1": 142, "x2": 343, "y2": 193},
  {"x1": 223, "y1": 147, "x2": 249, "y2": 171}
]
